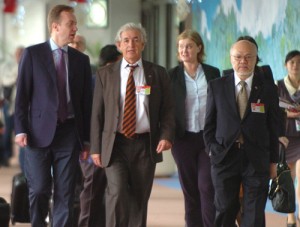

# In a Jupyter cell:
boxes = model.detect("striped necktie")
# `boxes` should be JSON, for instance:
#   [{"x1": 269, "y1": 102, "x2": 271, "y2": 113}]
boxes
[{"x1": 122, "y1": 64, "x2": 138, "y2": 138}]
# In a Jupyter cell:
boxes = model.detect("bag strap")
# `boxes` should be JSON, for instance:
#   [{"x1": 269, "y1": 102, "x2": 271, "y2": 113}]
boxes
[
  {"x1": 258, "y1": 65, "x2": 275, "y2": 83},
  {"x1": 279, "y1": 142, "x2": 286, "y2": 164},
  {"x1": 221, "y1": 69, "x2": 233, "y2": 77}
]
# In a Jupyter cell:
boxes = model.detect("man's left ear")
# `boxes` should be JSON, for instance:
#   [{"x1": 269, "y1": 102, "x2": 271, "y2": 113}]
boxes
[{"x1": 52, "y1": 22, "x2": 59, "y2": 32}]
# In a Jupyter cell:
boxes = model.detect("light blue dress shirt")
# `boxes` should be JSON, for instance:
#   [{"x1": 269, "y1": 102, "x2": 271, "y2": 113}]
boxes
[
  {"x1": 184, "y1": 64, "x2": 207, "y2": 132},
  {"x1": 49, "y1": 38, "x2": 74, "y2": 117}
]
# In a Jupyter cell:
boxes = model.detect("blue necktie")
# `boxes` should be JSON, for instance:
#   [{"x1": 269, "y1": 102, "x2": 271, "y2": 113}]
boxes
[{"x1": 56, "y1": 48, "x2": 68, "y2": 122}]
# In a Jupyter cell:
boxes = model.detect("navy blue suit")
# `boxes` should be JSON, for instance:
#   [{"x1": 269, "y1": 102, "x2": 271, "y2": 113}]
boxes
[{"x1": 14, "y1": 41, "x2": 92, "y2": 227}]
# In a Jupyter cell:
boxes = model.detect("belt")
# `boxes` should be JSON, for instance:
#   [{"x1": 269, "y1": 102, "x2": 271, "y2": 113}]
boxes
[
  {"x1": 234, "y1": 141, "x2": 244, "y2": 149},
  {"x1": 185, "y1": 130, "x2": 203, "y2": 135},
  {"x1": 116, "y1": 132, "x2": 149, "y2": 140}
]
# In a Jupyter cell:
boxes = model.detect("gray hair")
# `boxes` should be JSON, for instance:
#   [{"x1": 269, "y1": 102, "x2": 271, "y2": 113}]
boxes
[{"x1": 115, "y1": 23, "x2": 147, "y2": 44}]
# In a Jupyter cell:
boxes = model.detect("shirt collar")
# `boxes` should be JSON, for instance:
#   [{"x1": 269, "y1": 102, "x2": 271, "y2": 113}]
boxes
[
  {"x1": 121, "y1": 58, "x2": 142, "y2": 69},
  {"x1": 284, "y1": 75, "x2": 299, "y2": 95},
  {"x1": 234, "y1": 72, "x2": 254, "y2": 88},
  {"x1": 49, "y1": 38, "x2": 68, "y2": 53},
  {"x1": 184, "y1": 64, "x2": 203, "y2": 80}
]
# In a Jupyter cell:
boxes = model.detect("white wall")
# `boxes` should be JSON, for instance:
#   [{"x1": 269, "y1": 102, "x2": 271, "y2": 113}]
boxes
[
  {"x1": 1, "y1": 0, "x2": 141, "y2": 63},
  {"x1": 1, "y1": 0, "x2": 47, "y2": 59}
]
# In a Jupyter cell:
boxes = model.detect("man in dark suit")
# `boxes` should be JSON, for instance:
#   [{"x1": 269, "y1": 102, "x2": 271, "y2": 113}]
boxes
[
  {"x1": 90, "y1": 23, "x2": 175, "y2": 227},
  {"x1": 203, "y1": 39, "x2": 280, "y2": 226},
  {"x1": 14, "y1": 5, "x2": 92, "y2": 227}
]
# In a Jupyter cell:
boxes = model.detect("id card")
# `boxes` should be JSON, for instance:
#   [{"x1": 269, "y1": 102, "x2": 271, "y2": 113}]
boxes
[
  {"x1": 251, "y1": 103, "x2": 265, "y2": 113},
  {"x1": 136, "y1": 85, "x2": 151, "y2": 95},
  {"x1": 296, "y1": 119, "x2": 300, "y2": 132}
]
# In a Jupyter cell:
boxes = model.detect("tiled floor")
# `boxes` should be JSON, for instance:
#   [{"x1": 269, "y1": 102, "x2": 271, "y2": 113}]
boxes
[{"x1": 0, "y1": 155, "x2": 289, "y2": 227}]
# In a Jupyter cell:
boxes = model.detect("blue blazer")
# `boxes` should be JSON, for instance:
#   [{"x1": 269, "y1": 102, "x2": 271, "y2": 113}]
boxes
[{"x1": 14, "y1": 41, "x2": 92, "y2": 149}]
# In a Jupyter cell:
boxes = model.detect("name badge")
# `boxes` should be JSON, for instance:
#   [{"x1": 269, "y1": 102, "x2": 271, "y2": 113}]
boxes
[
  {"x1": 251, "y1": 103, "x2": 265, "y2": 113},
  {"x1": 136, "y1": 85, "x2": 151, "y2": 95},
  {"x1": 295, "y1": 119, "x2": 300, "y2": 132}
]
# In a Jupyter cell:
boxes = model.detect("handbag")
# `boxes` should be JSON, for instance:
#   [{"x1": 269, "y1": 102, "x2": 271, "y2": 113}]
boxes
[
  {"x1": 268, "y1": 142, "x2": 295, "y2": 213},
  {"x1": 0, "y1": 197, "x2": 10, "y2": 227}
]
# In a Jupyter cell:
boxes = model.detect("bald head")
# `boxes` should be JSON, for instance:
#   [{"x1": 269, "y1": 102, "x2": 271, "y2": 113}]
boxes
[
  {"x1": 230, "y1": 40, "x2": 258, "y2": 79},
  {"x1": 69, "y1": 35, "x2": 86, "y2": 52},
  {"x1": 15, "y1": 46, "x2": 25, "y2": 63}
]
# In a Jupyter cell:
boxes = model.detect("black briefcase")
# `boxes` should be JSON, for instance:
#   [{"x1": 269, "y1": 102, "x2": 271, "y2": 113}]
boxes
[
  {"x1": 0, "y1": 197, "x2": 10, "y2": 227},
  {"x1": 11, "y1": 172, "x2": 30, "y2": 224}
]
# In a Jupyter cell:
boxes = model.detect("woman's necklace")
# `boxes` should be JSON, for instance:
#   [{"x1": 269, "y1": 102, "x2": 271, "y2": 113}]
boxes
[{"x1": 185, "y1": 64, "x2": 199, "y2": 79}]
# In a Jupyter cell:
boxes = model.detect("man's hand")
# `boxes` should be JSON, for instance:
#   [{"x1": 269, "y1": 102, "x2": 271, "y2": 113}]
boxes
[
  {"x1": 15, "y1": 134, "x2": 27, "y2": 147},
  {"x1": 287, "y1": 110, "x2": 300, "y2": 118},
  {"x1": 270, "y1": 163, "x2": 277, "y2": 179},
  {"x1": 278, "y1": 136, "x2": 289, "y2": 149},
  {"x1": 156, "y1": 140, "x2": 172, "y2": 153},
  {"x1": 80, "y1": 144, "x2": 90, "y2": 161},
  {"x1": 91, "y1": 154, "x2": 103, "y2": 167}
]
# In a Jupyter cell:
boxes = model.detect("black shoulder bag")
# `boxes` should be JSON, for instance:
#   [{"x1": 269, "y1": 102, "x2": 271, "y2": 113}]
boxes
[{"x1": 268, "y1": 143, "x2": 295, "y2": 213}]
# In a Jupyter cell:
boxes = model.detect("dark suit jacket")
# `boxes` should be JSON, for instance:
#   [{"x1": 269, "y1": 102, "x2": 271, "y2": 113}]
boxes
[
  {"x1": 14, "y1": 41, "x2": 92, "y2": 149},
  {"x1": 203, "y1": 70, "x2": 279, "y2": 173},
  {"x1": 223, "y1": 65, "x2": 285, "y2": 137},
  {"x1": 169, "y1": 63, "x2": 220, "y2": 138},
  {"x1": 90, "y1": 60, "x2": 175, "y2": 167}
]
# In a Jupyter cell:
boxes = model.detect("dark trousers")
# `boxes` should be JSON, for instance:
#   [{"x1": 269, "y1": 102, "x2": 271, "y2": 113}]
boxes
[
  {"x1": 211, "y1": 144, "x2": 269, "y2": 227},
  {"x1": 105, "y1": 133, "x2": 155, "y2": 227},
  {"x1": 78, "y1": 158, "x2": 106, "y2": 227},
  {"x1": 25, "y1": 121, "x2": 80, "y2": 227},
  {"x1": 172, "y1": 131, "x2": 215, "y2": 227}
]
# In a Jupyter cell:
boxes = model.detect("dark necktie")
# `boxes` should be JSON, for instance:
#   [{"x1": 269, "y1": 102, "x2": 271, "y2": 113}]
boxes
[
  {"x1": 237, "y1": 81, "x2": 248, "y2": 143},
  {"x1": 237, "y1": 81, "x2": 248, "y2": 118},
  {"x1": 56, "y1": 48, "x2": 68, "y2": 122},
  {"x1": 122, "y1": 64, "x2": 138, "y2": 138}
]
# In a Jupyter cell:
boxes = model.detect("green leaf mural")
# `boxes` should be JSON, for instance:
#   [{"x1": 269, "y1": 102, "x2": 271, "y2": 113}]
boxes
[{"x1": 191, "y1": 0, "x2": 299, "y2": 80}]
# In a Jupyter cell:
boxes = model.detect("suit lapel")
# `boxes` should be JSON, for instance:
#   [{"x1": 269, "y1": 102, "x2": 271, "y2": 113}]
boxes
[
  {"x1": 242, "y1": 72, "x2": 263, "y2": 120},
  {"x1": 203, "y1": 63, "x2": 215, "y2": 81},
  {"x1": 224, "y1": 74, "x2": 240, "y2": 118},
  {"x1": 67, "y1": 48, "x2": 76, "y2": 83},
  {"x1": 40, "y1": 42, "x2": 57, "y2": 84},
  {"x1": 143, "y1": 60, "x2": 153, "y2": 86},
  {"x1": 112, "y1": 61, "x2": 122, "y2": 105},
  {"x1": 142, "y1": 60, "x2": 153, "y2": 118},
  {"x1": 177, "y1": 64, "x2": 187, "y2": 91}
]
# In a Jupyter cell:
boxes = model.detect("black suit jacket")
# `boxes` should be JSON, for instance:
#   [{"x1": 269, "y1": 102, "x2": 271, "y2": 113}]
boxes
[
  {"x1": 203, "y1": 70, "x2": 279, "y2": 173},
  {"x1": 14, "y1": 41, "x2": 92, "y2": 149},
  {"x1": 169, "y1": 63, "x2": 220, "y2": 138}
]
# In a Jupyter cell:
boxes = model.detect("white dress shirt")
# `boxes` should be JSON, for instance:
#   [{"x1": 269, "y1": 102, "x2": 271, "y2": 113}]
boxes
[
  {"x1": 184, "y1": 64, "x2": 207, "y2": 132},
  {"x1": 118, "y1": 58, "x2": 150, "y2": 134}
]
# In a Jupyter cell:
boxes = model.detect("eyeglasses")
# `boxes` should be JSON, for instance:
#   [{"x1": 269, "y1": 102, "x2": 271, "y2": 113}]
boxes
[{"x1": 231, "y1": 55, "x2": 256, "y2": 62}]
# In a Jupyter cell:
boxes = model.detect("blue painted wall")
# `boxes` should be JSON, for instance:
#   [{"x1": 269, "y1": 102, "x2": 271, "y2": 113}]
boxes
[{"x1": 191, "y1": 0, "x2": 300, "y2": 80}]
